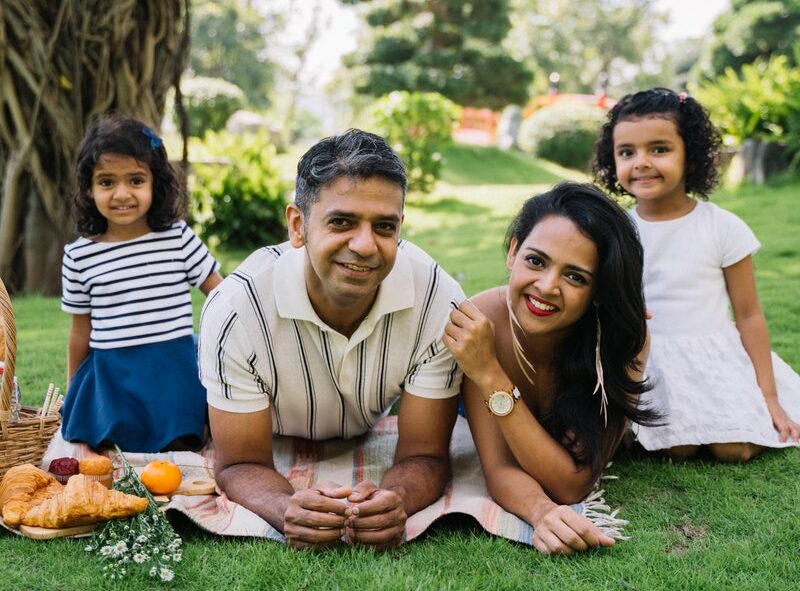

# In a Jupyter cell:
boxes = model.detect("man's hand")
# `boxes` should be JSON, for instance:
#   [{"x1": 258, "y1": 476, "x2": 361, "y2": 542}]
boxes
[
  {"x1": 532, "y1": 503, "x2": 615, "y2": 555},
  {"x1": 345, "y1": 480, "x2": 407, "y2": 550},
  {"x1": 283, "y1": 481, "x2": 351, "y2": 550}
]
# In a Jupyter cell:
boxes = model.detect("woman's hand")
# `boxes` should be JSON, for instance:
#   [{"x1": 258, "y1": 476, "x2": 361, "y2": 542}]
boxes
[
  {"x1": 444, "y1": 300, "x2": 502, "y2": 385},
  {"x1": 531, "y1": 503, "x2": 616, "y2": 555},
  {"x1": 766, "y1": 399, "x2": 800, "y2": 443}
]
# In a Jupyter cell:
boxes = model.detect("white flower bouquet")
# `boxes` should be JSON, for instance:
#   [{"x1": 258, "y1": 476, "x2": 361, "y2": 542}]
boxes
[{"x1": 84, "y1": 446, "x2": 183, "y2": 582}]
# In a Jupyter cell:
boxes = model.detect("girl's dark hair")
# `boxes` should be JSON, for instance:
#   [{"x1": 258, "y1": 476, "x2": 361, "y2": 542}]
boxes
[
  {"x1": 505, "y1": 182, "x2": 658, "y2": 480},
  {"x1": 593, "y1": 87, "x2": 722, "y2": 199},
  {"x1": 73, "y1": 114, "x2": 186, "y2": 236}
]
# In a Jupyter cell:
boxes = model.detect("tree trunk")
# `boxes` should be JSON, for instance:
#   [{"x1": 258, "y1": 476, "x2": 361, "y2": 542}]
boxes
[
  {"x1": 0, "y1": 1, "x2": 190, "y2": 295},
  {"x1": 741, "y1": 139, "x2": 791, "y2": 185},
  {"x1": 23, "y1": 185, "x2": 63, "y2": 295}
]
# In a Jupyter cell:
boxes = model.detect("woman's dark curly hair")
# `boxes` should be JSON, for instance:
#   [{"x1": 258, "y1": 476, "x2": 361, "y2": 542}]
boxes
[
  {"x1": 73, "y1": 114, "x2": 186, "y2": 236},
  {"x1": 593, "y1": 87, "x2": 722, "y2": 199},
  {"x1": 505, "y1": 182, "x2": 659, "y2": 480}
]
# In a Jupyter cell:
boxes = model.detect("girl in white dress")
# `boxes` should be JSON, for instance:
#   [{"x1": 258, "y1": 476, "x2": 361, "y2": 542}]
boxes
[{"x1": 593, "y1": 87, "x2": 800, "y2": 462}]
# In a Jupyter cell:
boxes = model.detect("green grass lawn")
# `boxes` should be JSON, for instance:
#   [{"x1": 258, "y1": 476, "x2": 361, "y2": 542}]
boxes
[{"x1": 3, "y1": 145, "x2": 799, "y2": 590}]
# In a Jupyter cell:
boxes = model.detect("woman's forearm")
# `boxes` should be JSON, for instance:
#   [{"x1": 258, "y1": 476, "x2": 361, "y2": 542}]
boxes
[
  {"x1": 492, "y1": 400, "x2": 594, "y2": 504},
  {"x1": 484, "y1": 463, "x2": 558, "y2": 526},
  {"x1": 465, "y1": 376, "x2": 594, "y2": 505}
]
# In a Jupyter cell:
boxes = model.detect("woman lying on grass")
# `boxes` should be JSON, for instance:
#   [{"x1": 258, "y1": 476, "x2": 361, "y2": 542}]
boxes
[{"x1": 444, "y1": 182, "x2": 658, "y2": 555}]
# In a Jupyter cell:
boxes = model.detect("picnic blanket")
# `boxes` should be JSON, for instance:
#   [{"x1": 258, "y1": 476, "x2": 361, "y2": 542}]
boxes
[{"x1": 40, "y1": 416, "x2": 627, "y2": 545}]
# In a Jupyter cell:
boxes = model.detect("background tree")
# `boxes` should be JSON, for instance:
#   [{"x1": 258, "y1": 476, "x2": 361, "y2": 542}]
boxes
[
  {"x1": 690, "y1": 0, "x2": 800, "y2": 82},
  {"x1": 0, "y1": 1, "x2": 189, "y2": 294},
  {"x1": 264, "y1": 0, "x2": 330, "y2": 144},
  {"x1": 507, "y1": 0, "x2": 665, "y2": 96},
  {"x1": 343, "y1": 0, "x2": 531, "y2": 110},
  {"x1": 189, "y1": 0, "x2": 275, "y2": 108},
  {"x1": 179, "y1": 76, "x2": 246, "y2": 137},
  {"x1": 368, "y1": 91, "x2": 459, "y2": 194}
]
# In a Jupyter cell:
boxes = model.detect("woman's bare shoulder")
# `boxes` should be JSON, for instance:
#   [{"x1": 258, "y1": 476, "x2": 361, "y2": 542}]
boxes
[{"x1": 470, "y1": 286, "x2": 507, "y2": 321}]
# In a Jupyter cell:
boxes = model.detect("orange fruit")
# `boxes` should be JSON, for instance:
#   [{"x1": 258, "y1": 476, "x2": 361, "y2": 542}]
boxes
[{"x1": 140, "y1": 460, "x2": 182, "y2": 495}]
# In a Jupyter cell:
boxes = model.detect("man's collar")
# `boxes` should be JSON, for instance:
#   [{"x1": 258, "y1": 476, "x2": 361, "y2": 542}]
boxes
[{"x1": 273, "y1": 246, "x2": 415, "y2": 331}]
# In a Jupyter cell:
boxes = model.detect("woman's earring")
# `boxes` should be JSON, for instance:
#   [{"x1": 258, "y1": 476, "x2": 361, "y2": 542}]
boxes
[
  {"x1": 506, "y1": 288, "x2": 536, "y2": 387},
  {"x1": 593, "y1": 305, "x2": 609, "y2": 426}
]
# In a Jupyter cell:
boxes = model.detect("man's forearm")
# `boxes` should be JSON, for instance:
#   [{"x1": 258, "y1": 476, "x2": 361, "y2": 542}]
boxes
[
  {"x1": 216, "y1": 463, "x2": 295, "y2": 532},
  {"x1": 380, "y1": 455, "x2": 451, "y2": 515}
]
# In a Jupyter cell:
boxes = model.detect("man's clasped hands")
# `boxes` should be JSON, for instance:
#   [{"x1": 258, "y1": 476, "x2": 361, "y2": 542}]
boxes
[{"x1": 283, "y1": 481, "x2": 406, "y2": 550}]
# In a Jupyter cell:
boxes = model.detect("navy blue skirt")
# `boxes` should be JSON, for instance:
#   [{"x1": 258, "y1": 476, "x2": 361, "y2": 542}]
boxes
[{"x1": 61, "y1": 335, "x2": 207, "y2": 452}]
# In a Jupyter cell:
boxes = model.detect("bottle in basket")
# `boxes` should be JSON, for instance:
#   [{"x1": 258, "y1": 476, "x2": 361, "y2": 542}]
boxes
[
  {"x1": 0, "y1": 363, "x2": 19, "y2": 421},
  {"x1": 11, "y1": 375, "x2": 21, "y2": 422}
]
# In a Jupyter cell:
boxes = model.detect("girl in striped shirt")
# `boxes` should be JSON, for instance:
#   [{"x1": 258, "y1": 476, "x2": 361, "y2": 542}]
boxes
[{"x1": 60, "y1": 115, "x2": 222, "y2": 452}]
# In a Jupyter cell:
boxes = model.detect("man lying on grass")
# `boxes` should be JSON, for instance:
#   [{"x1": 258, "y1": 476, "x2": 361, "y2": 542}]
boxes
[{"x1": 199, "y1": 129, "x2": 464, "y2": 549}]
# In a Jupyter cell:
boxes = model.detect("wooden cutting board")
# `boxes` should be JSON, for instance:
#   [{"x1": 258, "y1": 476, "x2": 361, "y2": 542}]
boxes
[
  {"x1": 0, "y1": 516, "x2": 97, "y2": 540},
  {"x1": 18, "y1": 523, "x2": 97, "y2": 540}
]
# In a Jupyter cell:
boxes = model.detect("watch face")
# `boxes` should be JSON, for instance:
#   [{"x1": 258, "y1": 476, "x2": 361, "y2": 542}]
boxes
[{"x1": 489, "y1": 391, "x2": 514, "y2": 416}]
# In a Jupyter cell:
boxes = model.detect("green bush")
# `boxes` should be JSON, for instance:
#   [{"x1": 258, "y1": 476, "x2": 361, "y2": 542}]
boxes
[
  {"x1": 368, "y1": 91, "x2": 460, "y2": 194},
  {"x1": 693, "y1": 52, "x2": 800, "y2": 157},
  {"x1": 518, "y1": 103, "x2": 608, "y2": 171},
  {"x1": 179, "y1": 76, "x2": 245, "y2": 137},
  {"x1": 190, "y1": 130, "x2": 288, "y2": 249}
]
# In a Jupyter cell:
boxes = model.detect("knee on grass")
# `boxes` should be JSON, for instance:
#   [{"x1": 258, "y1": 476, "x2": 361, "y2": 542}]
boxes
[
  {"x1": 709, "y1": 442, "x2": 764, "y2": 463},
  {"x1": 663, "y1": 445, "x2": 700, "y2": 460}
]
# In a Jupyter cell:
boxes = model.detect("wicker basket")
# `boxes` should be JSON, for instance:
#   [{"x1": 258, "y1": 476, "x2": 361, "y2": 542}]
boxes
[{"x1": 0, "y1": 277, "x2": 61, "y2": 479}]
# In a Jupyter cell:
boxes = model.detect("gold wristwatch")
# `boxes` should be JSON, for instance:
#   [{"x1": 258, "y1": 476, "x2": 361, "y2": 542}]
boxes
[{"x1": 486, "y1": 386, "x2": 521, "y2": 417}]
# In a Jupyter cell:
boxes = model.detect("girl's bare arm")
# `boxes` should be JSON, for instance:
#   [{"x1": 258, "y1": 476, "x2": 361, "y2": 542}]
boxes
[{"x1": 67, "y1": 314, "x2": 92, "y2": 385}]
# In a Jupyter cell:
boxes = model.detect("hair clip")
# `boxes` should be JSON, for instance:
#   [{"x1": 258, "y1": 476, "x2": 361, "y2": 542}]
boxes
[
  {"x1": 142, "y1": 127, "x2": 163, "y2": 149},
  {"x1": 677, "y1": 92, "x2": 687, "y2": 104}
]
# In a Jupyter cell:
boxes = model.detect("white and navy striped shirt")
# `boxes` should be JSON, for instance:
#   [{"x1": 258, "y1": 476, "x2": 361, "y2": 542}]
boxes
[
  {"x1": 62, "y1": 221, "x2": 220, "y2": 349},
  {"x1": 200, "y1": 241, "x2": 465, "y2": 440}
]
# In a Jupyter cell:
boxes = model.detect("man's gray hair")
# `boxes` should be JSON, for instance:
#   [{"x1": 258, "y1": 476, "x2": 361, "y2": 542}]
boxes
[{"x1": 294, "y1": 129, "x2": 407, "y2": 215}]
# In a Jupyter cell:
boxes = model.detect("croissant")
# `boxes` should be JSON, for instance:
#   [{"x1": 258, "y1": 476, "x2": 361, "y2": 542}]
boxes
[
  {"x1": 30, "y1": 481, "x2": 66, "y2": 507},
  {"x1": 21, "y1": 474, "x2": 148, "y2": 528},
  {"x1": 0, "y1": 464, "x2": 62, "y2": 526}
]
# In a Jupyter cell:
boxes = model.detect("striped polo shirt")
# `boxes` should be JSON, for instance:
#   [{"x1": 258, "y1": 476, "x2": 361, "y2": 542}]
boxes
[
  {"x1": 200, "y1": 240, "x2": 465, "y2": 440},
  {"x1": 62, "y1": 221, "x2": 220, "y2": 349}
]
